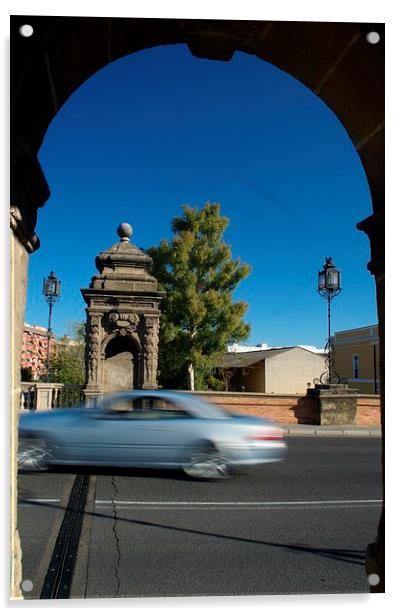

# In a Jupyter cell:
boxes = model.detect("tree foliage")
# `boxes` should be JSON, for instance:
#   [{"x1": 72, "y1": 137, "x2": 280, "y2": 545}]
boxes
[
  {"x1": 48, "y1": 321, "x2": 85, "y2": 385},
  {"x1": 147, "y1": 202, "x2": 251, "y2": 390}
]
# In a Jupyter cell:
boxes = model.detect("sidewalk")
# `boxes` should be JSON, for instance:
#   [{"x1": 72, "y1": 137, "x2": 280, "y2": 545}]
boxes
[{"x1": 282, "y1": 424, "x2": 382, "y2": 437}]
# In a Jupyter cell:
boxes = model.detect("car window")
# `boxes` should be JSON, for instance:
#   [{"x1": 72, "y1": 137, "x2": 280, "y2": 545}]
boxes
[
  {"x1": 103, "y1": 398, "x2": 134, "y2": 412},
  {"x1": 99, "y1": 396, "x2": 192, "y2": 420}
]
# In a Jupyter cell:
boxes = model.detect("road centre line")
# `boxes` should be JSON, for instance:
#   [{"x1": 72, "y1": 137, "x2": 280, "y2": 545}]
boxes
[
  {"x1": 19, "y1": 498, "x2": 382, "y2": 506},
  {"x1": 95, "y1": 499, "x2": 382, "y2": 507},
  {"x1": 19, "y1": 498, "x2": 61, "y2": 503},
  {"x1": 95, "y1": 504, "x2": 381, "y2": 512}
]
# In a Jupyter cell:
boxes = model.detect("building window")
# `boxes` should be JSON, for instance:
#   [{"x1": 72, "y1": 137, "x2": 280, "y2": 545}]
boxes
[{"x1": 352, "y1": 354, "x2": 359, "y2": 379}]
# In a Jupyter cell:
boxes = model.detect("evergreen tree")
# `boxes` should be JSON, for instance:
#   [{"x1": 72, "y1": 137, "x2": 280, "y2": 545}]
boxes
[{"x1": 147, "y1": 202, "x2": 251, "y2": 390}]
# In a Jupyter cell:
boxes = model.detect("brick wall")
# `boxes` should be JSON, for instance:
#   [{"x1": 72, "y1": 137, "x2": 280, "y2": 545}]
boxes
[
  {"x1": 190, "y1": 391, "x2": 381, "y2": 426},
  {"x1": 356, "y1": 396, "x2": 382, "y2": 426}
]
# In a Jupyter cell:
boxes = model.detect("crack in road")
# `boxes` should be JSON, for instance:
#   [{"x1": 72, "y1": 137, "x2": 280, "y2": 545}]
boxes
[{"x1": 110, "y1": 476, "x2": 122, "y2": 598}]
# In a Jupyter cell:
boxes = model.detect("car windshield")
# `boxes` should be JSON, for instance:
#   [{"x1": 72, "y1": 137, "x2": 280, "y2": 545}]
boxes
[{"x1": 90, "y1": 392, "x2": 229, "y2": 420}]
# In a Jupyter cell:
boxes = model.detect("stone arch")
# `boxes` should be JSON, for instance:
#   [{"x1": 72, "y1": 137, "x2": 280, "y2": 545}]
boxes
[
  {"x1": 10, "y1": 17, "x2": 384, "y2": 596},
  {"x1": 100, "y1": 330, "x2": 142, "y2": 357},
  {"x1": 11, "y1": 18, "x2": 384, "y2": 210}
]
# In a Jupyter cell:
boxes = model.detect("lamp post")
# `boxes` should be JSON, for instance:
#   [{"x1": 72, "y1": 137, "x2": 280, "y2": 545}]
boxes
[
  {"x1": 43, "y1": 271, "x2": 61, "y2": 381},
  {"x1": 315, "y1": 257, "x2": 342, "y2": 385}
]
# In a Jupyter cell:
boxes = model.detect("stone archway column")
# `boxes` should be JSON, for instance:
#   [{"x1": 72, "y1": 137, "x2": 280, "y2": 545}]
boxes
[
  {"x1": 10, "y1": 141, "x2": 49, "y2": 598},
  {"x1": 357, "y1": 209, "x2": 384, "y2": 592},
  {"x1": 10, "y1": 209, "x2": 41, "y2": 599}
]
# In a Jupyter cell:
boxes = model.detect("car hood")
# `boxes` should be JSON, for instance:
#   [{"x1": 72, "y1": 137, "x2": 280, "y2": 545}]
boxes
[{"x1": 19, "y1": 408, "x2": 85, "y2": 428}]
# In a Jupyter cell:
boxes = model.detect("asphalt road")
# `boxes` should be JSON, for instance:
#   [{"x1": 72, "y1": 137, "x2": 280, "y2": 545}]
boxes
[{"x1": 17, "y1": 436, "x2": 383, "y2": 599}]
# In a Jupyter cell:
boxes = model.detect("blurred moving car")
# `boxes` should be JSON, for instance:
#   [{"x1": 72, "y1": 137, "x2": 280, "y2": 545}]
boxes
[{"x1": 18, "y1": 390, "x2": 287, "y2": 479}]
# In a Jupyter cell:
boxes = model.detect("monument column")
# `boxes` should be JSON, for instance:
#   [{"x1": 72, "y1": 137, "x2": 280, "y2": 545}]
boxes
[
  {"x1": 84, "y1": 312, "x2": 103, "y2": 404},
  {"x1": 143, "y1": 314, "x2": 160, "y2": 389},
  {"x1": 81, "y1": 223, "x2": 164, "y2": 402}
]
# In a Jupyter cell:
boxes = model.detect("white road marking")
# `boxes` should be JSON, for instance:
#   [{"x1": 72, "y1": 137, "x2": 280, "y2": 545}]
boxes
[
  {"x1": 20, "y1": 497, "x2": 382, "y2": 510},
  {"x1": 95, "y1": 499, "x2": 382, "y2": 509},
  {"x1": 19, "y1": 498, "x2": 61, "y2": 503}
]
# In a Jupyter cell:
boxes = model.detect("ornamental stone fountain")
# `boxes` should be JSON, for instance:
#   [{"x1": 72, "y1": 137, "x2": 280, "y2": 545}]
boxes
[{"x1": 81, "y1": 223, "x2": 164, "y2": 403}]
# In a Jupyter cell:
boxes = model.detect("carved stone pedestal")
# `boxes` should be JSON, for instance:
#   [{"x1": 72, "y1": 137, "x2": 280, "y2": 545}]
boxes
[{"x1": 307, "y1": 384, "x2": 359, "y2": 425}]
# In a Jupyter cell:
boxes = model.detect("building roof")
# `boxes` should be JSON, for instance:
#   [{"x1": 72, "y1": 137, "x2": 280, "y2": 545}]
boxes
[{"x1": 216, "y1": 345, "x2": 325, "y2": 369}]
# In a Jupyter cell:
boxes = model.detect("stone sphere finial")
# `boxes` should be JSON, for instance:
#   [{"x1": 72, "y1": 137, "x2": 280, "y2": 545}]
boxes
[{"x1": 117, "y1": 222, "x2": 133, "y2": 242}]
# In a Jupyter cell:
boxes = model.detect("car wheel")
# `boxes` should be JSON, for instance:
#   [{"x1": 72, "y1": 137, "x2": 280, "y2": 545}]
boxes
[
  {"x1": 183, "y1": 445, "x2": 232, "y2": 479},
  {"x1": 17, "y1": 437, "x2": 53, "y2": 471}
]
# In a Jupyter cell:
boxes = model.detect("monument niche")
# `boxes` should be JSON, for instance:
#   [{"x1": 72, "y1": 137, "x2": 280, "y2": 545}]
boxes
[{"x1": 81, "y1": 223, "x2": 164, "y2": 402}]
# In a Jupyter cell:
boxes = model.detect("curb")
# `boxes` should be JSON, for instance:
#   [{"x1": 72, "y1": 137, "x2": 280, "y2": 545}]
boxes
[{"x1": 283, "y1": 426, "x2": 381, "y2": 437}]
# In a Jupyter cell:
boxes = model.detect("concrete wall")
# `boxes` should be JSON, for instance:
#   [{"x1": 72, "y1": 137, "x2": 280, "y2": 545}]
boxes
[
  {"x1": 191, "y1": 391, "x2": 381, "y2": 426},
  {"x1": 265, "y1": 348, "x2": 326, "y2": 394}
]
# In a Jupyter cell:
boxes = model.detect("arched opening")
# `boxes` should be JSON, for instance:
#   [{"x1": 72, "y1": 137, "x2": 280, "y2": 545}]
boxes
[
  {"x1": 103, "y1": 335, "x2": 139, "y2": 392},
  {"x1": 25, "y1": 44, "x2": 378, "y2": 348}
]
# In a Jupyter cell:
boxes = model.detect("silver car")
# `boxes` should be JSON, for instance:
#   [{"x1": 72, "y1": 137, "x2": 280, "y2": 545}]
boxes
[{"x1": 18, "y1": 390, "x2": 287, "y2": 478}]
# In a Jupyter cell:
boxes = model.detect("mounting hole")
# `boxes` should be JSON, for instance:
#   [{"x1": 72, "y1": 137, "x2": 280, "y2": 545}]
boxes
[
  {"x1": 19, "y1": 24, "x2": 34, "y2": 38},
  {"x1": 21, "y1": 579, "x2": 33, "y2": 592},
  {"x1": 368, "y1": 573, "x2": 380, "y2": 586},
  {"x1": 366, "y1": 31, "x2": 380, "y2": 45}
]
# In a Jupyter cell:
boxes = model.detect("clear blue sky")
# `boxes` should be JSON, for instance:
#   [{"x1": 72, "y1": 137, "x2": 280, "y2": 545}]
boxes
[{"x1": 25, "y1": 43, "x2": 377, "y2": 347}]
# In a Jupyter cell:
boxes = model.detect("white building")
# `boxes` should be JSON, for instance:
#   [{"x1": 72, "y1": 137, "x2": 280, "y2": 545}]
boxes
[{"x1": 216, "y1": 345, "x2": 327, "y2": 394}]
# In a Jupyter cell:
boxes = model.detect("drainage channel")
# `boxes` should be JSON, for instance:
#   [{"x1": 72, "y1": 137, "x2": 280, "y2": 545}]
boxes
[{"x1": 40, "y1": 474, "x2": 90, "y2": 599}]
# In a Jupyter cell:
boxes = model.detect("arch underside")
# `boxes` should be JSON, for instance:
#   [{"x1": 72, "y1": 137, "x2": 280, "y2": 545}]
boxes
[{"x1": 11, "y1": 17, "x2": 384, "y2": 219}]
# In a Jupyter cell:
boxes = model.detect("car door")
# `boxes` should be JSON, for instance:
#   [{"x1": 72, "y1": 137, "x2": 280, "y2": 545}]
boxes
[
  {"x1": 62, "y1": 394, "x2": 199, "y2": 467},
  {"x1": 110, "y1": 395, "x2": 198, "y2": 466},
  {"x1": 55, "y1": 395, "x2": 147, "y2": 465},
  {"x1": 58, "y1": 398, "x2": 136, "y2": 465}
]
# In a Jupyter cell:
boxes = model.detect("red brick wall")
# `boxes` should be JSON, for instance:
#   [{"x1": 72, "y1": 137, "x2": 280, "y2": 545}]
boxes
[
  {"x1": 356, "y1": 396, "x2": 382, "y2": 426},
  {"x1": 189, "y1": 391, "x2": 381, "y2": 426},
  {"x1": 192, "y1": 392, "x2": 314, "y2": 424}
]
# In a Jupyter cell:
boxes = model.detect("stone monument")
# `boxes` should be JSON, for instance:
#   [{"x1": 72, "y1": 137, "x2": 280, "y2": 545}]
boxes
[{"x1": 81, "y1": 223, "x2": 164, "y2": 403}]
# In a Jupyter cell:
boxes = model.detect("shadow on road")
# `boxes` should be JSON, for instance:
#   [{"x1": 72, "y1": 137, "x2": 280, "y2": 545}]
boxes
[
  {"x1": 17, "y1": 499, "x2": 367, "y2": 566},
  {"x1": 18, "y1": 466, "x2": 191, "y2": 481}
]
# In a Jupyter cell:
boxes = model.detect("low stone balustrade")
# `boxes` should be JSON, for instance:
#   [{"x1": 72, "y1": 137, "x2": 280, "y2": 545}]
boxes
[{"x1": 20, "y1": 382, "x2": 84, "y2": 412}]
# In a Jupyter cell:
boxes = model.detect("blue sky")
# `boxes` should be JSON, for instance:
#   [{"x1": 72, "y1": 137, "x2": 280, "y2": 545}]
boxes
[{"x1": 25, "y1": 43, "x2": 377, "y2": 347}]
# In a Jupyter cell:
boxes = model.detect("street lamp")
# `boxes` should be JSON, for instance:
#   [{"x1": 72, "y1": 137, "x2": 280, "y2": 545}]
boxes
[
  {"x1": 315, "y1": 257, "x2": 342, "y2": 385},
  {"x1": 43, "y1": 271, "x2": 61, "y2": 381}
]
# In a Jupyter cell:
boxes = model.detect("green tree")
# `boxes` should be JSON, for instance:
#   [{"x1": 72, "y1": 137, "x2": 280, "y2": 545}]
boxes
[
  {"x1": 147, "y1": 202, "x2": 251, "y2": 390},
  {"x1": 48, "y1": 321, "x2": 85, "y2": 384}
]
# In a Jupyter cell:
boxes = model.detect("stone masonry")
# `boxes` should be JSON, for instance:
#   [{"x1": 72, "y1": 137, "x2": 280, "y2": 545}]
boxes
[{"x1": 81, "y1": 223, "x2": 164, "y2": 402}]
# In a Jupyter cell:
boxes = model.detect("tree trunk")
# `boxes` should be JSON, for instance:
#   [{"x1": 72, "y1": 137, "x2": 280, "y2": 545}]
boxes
[{"x1": 188, "y1": 363, "x2": 195, "y2": 391}]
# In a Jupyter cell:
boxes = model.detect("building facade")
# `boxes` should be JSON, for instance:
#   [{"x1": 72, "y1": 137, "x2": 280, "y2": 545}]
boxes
[
  {"x1": 216, "y1": 346, "x2": 326, "y2": 394},
  {"x1": 334, "y1": 325, "x2": 380, "y2": 394},
  {"x1": 21, "y1": 323, "x2": 57, "y2": 380}
]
